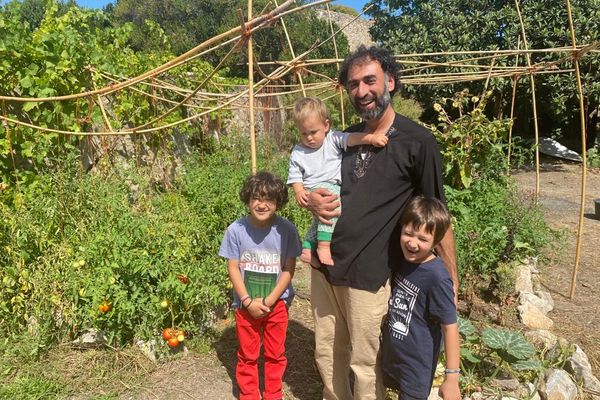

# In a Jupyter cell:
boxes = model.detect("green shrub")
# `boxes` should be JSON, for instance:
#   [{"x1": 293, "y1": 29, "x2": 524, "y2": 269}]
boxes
[
  {"x1": 0, "y1": 135, "x2": 309, "y2": 360},
  {"x1": 447, "y1": 177, "x2": 553, "y2": 294}
]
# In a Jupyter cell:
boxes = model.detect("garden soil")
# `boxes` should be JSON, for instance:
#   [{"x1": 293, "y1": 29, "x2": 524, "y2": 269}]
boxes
[{"x1": 118, "y1": 161, "x2": 599, "y2": 400}]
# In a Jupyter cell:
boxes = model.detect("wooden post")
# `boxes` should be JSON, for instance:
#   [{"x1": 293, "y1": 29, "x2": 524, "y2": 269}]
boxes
[
  {"x1": 248, "y1": 0, "x2": 257, "y2": 174},
  {"x1": 507, "y1": 39, "x2": 521, "y2": 170},
  {"x1": 274, "y1": 0, "x2": 306, "y2": 97},
  {"x1": 565, "y1": 0, "x2": 588, "y2": 299},
  {"x1": 326, "y1": 3, "x2": 346, "y2": 129},
  {"x1": 514, "y1": 0, "x2": 541, "y2": 202}
]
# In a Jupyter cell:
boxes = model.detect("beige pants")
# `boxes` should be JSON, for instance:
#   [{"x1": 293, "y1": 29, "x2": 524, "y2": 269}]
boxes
[{"x1": 311, "y1": 268, "x2": 391, "y2": 400}]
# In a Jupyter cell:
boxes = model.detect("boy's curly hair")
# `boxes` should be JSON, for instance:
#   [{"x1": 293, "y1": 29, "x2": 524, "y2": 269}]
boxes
[
  {"x1": 338, "y1": 45, "x2": 402, "y2": 98},
  {"x1": 239, "y1": 171, "x2": 289, "y2": 209}
]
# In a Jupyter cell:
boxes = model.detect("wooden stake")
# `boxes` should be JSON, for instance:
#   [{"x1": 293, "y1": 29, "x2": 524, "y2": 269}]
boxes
[
  {"x1": 274, "y1": 0, "x2": 306, "y2": 97},
  {"x1": 565, "y1": 0, "x2": 588, "y2": 299},
  {"x1": 248, "y1": 0, "x2": 257, "y2": 174},
  {"x1": 514, "y1": 0, "x2": 541, "y2": 202},
  {"x1": 325, "y1": 3, "x2": 345, "y2": 129},
  {"x1": 507, "y1": 38, "x2": 521, "y2": 170}
]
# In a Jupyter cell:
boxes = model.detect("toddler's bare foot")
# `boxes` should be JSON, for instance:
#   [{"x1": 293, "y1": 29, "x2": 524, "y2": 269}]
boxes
[
  {"x1": 317, "y1": 245, "x2": 334, "y2": 266},
  {"x1": 300, "y1": 249, "x2": 312, "y2": 264}
]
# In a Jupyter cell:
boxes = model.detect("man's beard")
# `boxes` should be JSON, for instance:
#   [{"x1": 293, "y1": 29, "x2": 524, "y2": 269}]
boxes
[{"x1": 353, "y1": 79, "x2": 392, "y2": 121}]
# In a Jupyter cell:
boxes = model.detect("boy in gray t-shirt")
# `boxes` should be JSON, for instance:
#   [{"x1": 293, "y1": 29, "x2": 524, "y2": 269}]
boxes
[
  {"x1": 219, "y1": 171, "x2": 301, "y2": 400},
  {"x1": 287, "y1": 97, "x2": 387, "y2": 265}
]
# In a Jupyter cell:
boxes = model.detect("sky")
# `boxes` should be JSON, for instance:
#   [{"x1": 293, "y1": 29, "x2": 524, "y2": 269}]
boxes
[{"x1": 75, "y1": 0, "x2": 370, "y2": 14}]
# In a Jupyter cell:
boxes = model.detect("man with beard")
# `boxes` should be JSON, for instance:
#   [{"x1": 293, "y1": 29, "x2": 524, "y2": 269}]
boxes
[{"x1": 307, "y1": 46, "x2": 458, "y2": 400}]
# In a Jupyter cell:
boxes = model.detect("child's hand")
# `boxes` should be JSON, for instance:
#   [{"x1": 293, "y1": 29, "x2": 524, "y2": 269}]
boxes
[
  {"x1": 369, "y1": 134, "x2": 388, "y2": 148},
  {"x1": 438, "y1": 375, "x2": 461, "y2": 400},
  {"x1": 295, "y1": 190, "x2": 309, "y2": 207},
  {"x1": 247, "y1": 298, "x2": 270, "y2": 319}
]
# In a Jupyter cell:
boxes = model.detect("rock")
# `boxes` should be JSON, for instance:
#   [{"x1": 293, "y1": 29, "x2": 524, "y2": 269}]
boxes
[
  {"x1": 72, "y1": 328, "x2": 107, "y2": 349},
  {"x1": 534, "y1": 290, "x2": 555, "y2": 313},
  {"x1": 565, "y1": 345, "x2": 600, "y2": 399},
  {"x1": 135, "y1": 339, "x2": 159, "y2": 363},
  {"x1": 512, "y1": 382, "x2": 541, "y2": 400},
  {"x1": 518, "y1": 302, "x2": 554, "y2": 330},
  {"x1": 525, "y1": 329, "x2": 558, "y2": 350},
  {"x1": 520, "y1": 292, "x2": 554, "y2": 315},
  {"x1": 491, "y1": 378, "x2": 521, "y2": 391},
  {"x1": 515, "y1": 263, "x2": 534, "y2": 294},
  {"x1": 547, "y1": 338, "x2": 573, "y2": 364},
  {"x1": 427, "y1": 387, "x2": 442, "y2": 399},
  {"x1": 540, "y1": 369, "x2": 578, "y2": 400}
]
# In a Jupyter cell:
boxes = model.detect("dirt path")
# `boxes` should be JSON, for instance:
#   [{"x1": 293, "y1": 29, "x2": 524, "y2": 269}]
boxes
[
  {"x1": 119, "y1": 161, "x2": 599, "y2": 399},
  {"x1": 512, "y1": 161, "x2": 600, "y2": 376}
]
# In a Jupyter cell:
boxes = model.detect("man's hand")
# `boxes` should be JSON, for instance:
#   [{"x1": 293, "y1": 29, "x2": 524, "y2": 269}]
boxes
[
  {"x1": 294, "y1": 190, "x2": 309, "y2": 207},
  {"x1": 307, "y1": 188, "x2": 340, "y2": 225}
]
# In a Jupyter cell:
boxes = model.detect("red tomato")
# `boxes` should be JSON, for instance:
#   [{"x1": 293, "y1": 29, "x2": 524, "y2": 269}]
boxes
[
  {"x1": 98, "y1": 302, "x2": 111, "y2": 313},
  {"x1": 162, "y1": 328, "x2": 175, "y2": 340},
  {"x1": 167, "y1": 337, "x2": 179, "y2": 348}
]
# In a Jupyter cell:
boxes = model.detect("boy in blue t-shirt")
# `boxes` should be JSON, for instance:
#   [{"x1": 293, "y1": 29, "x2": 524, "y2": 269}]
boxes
[
  {"x1": 381, "y1": 196, "x2": 461, "y2": 400},
  {"x1": 219, "y1": 171, "x2": 301, "y2": 400}
]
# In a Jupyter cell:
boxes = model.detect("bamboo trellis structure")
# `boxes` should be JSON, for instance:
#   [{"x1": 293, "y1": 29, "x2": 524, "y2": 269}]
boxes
[{"x1": 0, "y1": 0, "x2": 597, "y2": 298}]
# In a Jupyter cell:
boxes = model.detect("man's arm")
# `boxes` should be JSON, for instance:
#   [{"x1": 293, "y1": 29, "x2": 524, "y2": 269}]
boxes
[
  {"x1": 435, "y1": 226, "x2": 459, "y2": 304},
  {"x1": 306, "y1": 188, "x2": 340, "y2": 225}
]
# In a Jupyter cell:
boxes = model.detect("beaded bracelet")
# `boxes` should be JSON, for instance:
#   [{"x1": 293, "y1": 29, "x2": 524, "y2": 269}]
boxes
[{"x1": 240, "y1": 295, "x2": 252, "y2": 309}]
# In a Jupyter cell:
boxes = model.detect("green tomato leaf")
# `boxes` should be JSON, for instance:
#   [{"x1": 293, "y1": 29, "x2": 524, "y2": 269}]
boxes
[
  {"x1": 20, "y1": 75, "x2": 33, "y2": 88},
  {"x1": 22, "y1": 102, "x2": 38, "y2": 112}
]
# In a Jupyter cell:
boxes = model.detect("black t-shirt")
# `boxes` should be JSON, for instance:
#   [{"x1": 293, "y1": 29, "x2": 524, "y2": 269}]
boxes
[
  {"x1": 381, "y1": 257, "x2": 457, "y2": 398},
  {"x1": 318, "y1": 113, "x2": 446, "y2": 290}
]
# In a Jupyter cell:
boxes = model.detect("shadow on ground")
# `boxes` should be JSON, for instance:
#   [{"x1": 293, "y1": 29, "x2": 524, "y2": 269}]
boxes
[{"x1": 214, "y1": 319, "x2": 322, "y2": 400}]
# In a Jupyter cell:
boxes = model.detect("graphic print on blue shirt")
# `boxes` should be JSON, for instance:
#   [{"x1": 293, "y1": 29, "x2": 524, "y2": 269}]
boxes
[
  {"x1": 388, "y1": 274, "x2": 420, "y2": 339},
  {"x1": 241, "y1": 250, "x2": 280, "y2": 299}
]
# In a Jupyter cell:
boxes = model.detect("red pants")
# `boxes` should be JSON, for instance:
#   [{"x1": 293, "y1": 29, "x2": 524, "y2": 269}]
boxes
[{"x1": 235, "y1": 300, "x2": 288, "y2": 400}]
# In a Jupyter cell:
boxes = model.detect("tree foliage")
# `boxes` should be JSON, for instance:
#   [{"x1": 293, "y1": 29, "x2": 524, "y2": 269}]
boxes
[
  {"x1": 365, "y1": 0, "x2": 600, "y2": 149},
  {"x1": 110, "y1": 0, "x2": 349, "y2": 79}
]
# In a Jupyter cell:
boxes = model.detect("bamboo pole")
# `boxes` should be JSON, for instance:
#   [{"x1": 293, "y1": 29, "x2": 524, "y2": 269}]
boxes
[
  {"x1": 565, "y1": 0, "x2": 588, "y2": 299},
  {"x1": 325, "y1": 3, "x2": 345, "y2": 129},
  {"x1": 274, "y1": 0, "x2": 306, "y2": 97},
  {"x1": 514, "y1": 0, "x2": 541, "y2": 202},
  {"x1": 247, "y1": 0, "x2": 257, "y2": 174},
  {"x1": 507, "y1": 38, "x2": 522, "y2": 169}
]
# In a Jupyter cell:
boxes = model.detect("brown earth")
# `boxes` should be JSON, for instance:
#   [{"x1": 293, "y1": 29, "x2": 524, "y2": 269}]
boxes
[
  {"x1": 114, "y1": 161, "x2": 599, "y2": 399},
  {"x1": 511, "y1": 160, "x2": 600, "y2": 377}
]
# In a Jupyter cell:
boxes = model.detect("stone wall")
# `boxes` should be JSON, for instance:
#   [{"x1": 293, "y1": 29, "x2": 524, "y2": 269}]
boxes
[{"x1": 314, "y1": 9, "x2": 375, "y2": 51}]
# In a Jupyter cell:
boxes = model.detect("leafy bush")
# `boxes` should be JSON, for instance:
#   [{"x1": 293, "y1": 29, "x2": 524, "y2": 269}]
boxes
[
  {"x1": 0, "y1": 135, "x2": 309, "y2": 360},
  {"x1": 429, "y1": 90, "x2": 510, "y2": 189},
  {"x1": 446, "y1": 177, "x2": 552, "y2": 295}
]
